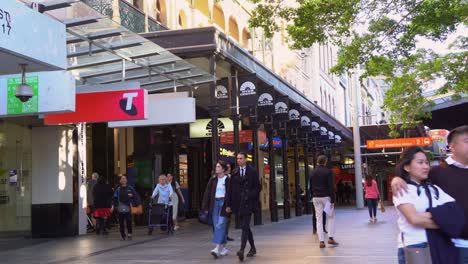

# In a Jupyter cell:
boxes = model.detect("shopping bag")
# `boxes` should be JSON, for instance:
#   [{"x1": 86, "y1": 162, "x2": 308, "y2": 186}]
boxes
[
  {"x1": 131, "y1": 204, "x2": 143, "y2": 215},
  {"x1": 379, "y1": 200, "x2": 386, "y2": 213}
]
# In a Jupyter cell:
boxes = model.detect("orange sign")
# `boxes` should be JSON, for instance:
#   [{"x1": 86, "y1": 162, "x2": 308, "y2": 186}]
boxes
[
  {"x1": 366, "y1": 137, "x2": 432, "y2": 149},
  {"x1": 220, "y1": 130, "x2": 267, "y2": 145}
]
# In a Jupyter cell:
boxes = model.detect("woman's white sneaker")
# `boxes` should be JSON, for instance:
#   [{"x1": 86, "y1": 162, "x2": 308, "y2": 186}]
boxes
[{"x1": 220, "y1": 248, "x2": 229, "y2": 256}]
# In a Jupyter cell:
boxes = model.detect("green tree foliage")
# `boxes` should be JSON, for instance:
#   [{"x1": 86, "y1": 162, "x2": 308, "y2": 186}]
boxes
[{"x1": 249, "y1": 0, "x2": 468, "y2": 135}]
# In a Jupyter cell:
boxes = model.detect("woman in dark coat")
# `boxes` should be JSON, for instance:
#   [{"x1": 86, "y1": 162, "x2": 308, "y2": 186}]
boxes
[
  {"x1": 202, "y1": 161, "x2": 231, "y2": 258},
  {"x1": 93, "y1": 175, "x2": 114, "y2": 235}
]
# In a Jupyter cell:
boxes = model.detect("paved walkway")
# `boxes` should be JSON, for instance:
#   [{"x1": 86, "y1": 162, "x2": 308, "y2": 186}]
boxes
[{"x1": 0, "y1": 207, "x2": 399, "y2": 264}]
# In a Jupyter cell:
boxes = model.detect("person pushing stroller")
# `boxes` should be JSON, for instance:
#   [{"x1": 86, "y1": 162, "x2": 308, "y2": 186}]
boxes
[{"x1": 148, "y1": 174, "x2": 174, "y2": 235}]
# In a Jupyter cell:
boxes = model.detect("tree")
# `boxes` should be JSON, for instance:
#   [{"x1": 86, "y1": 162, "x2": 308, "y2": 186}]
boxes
[{"x1": 249, "y1": 0, "x2": 467, "y2": 136}]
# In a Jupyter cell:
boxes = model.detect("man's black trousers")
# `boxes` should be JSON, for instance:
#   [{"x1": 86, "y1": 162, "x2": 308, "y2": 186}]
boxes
[{"x1": 240, "y1": 213, "x2": 255, "y2": 251}]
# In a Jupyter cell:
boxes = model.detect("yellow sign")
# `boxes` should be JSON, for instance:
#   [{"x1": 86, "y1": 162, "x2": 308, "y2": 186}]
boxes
[{"x1": 287, "y1": 147, "x2": 304, "y2": 157}]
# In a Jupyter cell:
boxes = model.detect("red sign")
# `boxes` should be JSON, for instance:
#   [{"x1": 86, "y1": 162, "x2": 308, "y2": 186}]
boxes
[
  {"x1": 44, "y1": 89, "x2": 148, "y2": 125},
  {"x1": 220, "y1": 130, "x2": 252, "y2": 144},
  {"x1": 220, "y1": 130, "x2": 268, "y2": 145},
  {"x1": 366, "y1": 137, "x2": 432, "y2": 149}
]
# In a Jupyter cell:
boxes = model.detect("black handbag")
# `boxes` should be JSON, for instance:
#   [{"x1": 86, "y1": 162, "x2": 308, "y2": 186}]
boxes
[{"x1": 198, "y1": 211, "x2": 211, "y2": 225}]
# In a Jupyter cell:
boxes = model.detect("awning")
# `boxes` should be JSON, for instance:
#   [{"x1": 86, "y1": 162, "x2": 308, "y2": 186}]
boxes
[{"x1": 19, "y1": 0, "x2": 214, "y2": 91}]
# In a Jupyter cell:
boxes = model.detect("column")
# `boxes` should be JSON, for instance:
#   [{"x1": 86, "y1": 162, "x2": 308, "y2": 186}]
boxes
[
  {"x1": 293, "y1": 138, "x2": 302, "y2": 217},
  {"x1": 267, "y1": 126, "x2": 278, "y2": 222},
  {"x1": 281, "y1": 128, "x2": 290, "y2": 219},
  {"x1": 208, "y1": 55, "x2": 219, "y2": 167},
  {"x1": 303, "y1": 145, "x2": 312, "y2": 214},
  {"x1": 251, "y1": 119, "x2": 262, "y2": 225},
  {"x1": 229, "y1": 66, "x2": 240, "y2": 156}
]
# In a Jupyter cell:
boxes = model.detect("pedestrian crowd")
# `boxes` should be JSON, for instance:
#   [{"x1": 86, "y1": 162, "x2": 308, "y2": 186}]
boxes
[{"x1": 85, "y1": 125, "x2": 468, "y2": 264}]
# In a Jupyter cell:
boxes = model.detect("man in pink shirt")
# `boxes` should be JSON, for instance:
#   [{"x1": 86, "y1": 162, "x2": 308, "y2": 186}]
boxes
[{"x1": 364, "y1": 175, "x2": 380, "y2": 223}]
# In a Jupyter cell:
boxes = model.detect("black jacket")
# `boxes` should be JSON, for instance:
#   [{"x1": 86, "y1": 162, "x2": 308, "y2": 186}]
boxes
[
  {"x1": 202, "y1": 176, "x2": 231, "y2": 218},
  {"x1": 310, "y1": 165, "x2": 335, "y2": 203},
  {"x1": 226, "y1": 165, "x2": 261, "y2": 216},
  {"x1": 113, "y1": 186, "x2": 139, "y2": 207},
  {"x1": 93, "y1": 183, "x2": 113, "y2": 209},
  {"x1": 426, "y1": 201, "x2": 465, "y2": 264}
]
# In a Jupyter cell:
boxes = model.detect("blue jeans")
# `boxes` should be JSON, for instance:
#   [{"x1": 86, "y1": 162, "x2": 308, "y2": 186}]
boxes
[
  {"x1": 366, "y1": 198, "x2": 378, "y2": 218},
  {"x1": 212, "y1": 199, "x2": 227, "y2": 245},
  {"x1": 398, "y1": 242, "x2": 428, "y2": 264}
]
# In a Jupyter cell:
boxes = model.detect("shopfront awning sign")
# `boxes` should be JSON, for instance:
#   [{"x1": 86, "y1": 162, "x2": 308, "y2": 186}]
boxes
[
  {"x1": 366, "y1": 137, "x2": 433, "y2": 149},
  {"x1": 44, "y1": 88, "x2": 148, "y2": 125},
  {"x1": 108, "y1": 92, "x2": 195, "y2": 128},
  {"x1": 0, "y1": 71, "x2": 75, "y2": 117}
]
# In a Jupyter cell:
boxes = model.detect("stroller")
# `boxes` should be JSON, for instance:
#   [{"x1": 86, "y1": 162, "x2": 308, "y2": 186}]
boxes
[{"x1": 147, "y1": 200, "x2": 173, "y2": 235}]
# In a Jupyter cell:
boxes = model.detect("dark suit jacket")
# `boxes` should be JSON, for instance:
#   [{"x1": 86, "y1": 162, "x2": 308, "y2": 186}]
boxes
[
  {"x1": 426, "y1": 201, "x2": 465, "y2": 264},
  {"x1": 201, "y1": 176, "x2": 231, "y2": 218},
  {"x1": 226, "y1": 165, "x2": 261, "y2": 216}
]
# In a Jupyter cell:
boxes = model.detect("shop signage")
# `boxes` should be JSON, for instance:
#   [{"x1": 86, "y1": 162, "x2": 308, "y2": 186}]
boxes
[
  {"x1": 0, "y1": 71, "x2": 75, "y2": 117},
  {"x1": 215, "y1": 78, "x2": 229, "y2": 107},
  {"x1": 259, "y1": 137, "x2": 284, "y2": 149},
  {"x1": 288, "y1": 103, "x2": 301, "y2": 128},
  {"x1": 341, "y1": 164, "x2": 355, "y2": 170},
  {"x1": 274, "y1": 95, "x2": 289, "y2": 122},
  {"x1": 0, "y1": 7, "x2": 12, "y2": 36},
  {"x1": 287, "y1": 147, "x2": 304, "y2": 157},
  {"x1": 238, "y1": 74, "x2": 257, "y2": 107},
  {"x1": 220, "y1": 130, "x2": 267, "y2": 145},
  {"x1": 366, "y1": 137, "x2": 433, "y2": 149},
  {"x1": 109, "y1": 92, "x2": 195, "y2": 128},
  {"x1": 257, "y1": 85, "x2": 275, "y2": 121},
  {"x1": 0, "y1": 0, "x2": 66, "y2": 73},
  {"x1": 189, "y1": 117, "x2": 240, "y2": 138},
  {"x1": 44, "y1": 89, "x2": 148, "y2": 125},
  {"x1": 428, "y1": 129, "x2": 449, "y2": 155}
]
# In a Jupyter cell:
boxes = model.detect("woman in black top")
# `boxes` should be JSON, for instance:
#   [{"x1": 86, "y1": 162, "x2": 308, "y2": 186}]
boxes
[
  {"x1": 113, "y1": 175, "x2": 137, "y2": 240},
  {"x1": 93, "y1": 176, "x2": 113, "y2": 235}
]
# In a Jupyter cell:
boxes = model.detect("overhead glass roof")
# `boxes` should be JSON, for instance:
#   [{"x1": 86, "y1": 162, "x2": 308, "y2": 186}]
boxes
[{"x1": 19, "y1": 0, "x2": 214, "y2": 91}]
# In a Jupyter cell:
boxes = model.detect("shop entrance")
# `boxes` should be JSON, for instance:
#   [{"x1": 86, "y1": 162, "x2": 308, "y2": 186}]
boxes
[{"x1": 0, "y1": 119, "x2": 33, "y2": 235}]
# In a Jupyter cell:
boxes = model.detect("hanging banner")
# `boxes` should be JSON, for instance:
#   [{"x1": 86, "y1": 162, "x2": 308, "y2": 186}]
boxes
[
  {"x1": 274, "y1": 95, "x2": 289, "y2": 121},
  {"x1": 215, "y1": 78, "x2": 230, "y2": 107},
  {"x1": 44, "y1": 88, "x2": 148, "y2": 125},
  {"x1": 288, "y1": 103, "x2": 301, "y2": 128},
  {"x1": 319, "y1": 122, "x2": 329, "y2": 138},
  {"x1": 257, "y1": 85, "x2": 275, "y2": 119},
  {"x1": 238, "y1": 74, "x2": 258, "y2": 108}
]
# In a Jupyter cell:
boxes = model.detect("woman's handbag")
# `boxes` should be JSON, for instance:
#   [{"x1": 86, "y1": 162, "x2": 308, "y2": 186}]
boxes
[
  {"x1": 131, "y1": 204, "x2": 143, "y2": 215},
  {"x1": 379, "y1": 199, "x2": 386, "y2": 213},
  {"x1": 198, "y1": 211, "x2": 211, "y2": 225},
  {"x1": 118, "y1": 203, "x2": 130, "y2": 213},
  {"x1": 402, "y1": 233, "x2": 432, "y2": 264}
]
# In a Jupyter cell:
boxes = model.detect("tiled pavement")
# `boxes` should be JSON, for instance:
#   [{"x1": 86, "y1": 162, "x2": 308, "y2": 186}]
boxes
[{"x1": 0, "y1": 207, "x2": 399, "y2": 264}]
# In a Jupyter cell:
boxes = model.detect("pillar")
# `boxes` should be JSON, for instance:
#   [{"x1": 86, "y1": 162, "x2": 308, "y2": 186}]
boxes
[
  {"x1": 281, "y1": 129, "x2": 290, "y2": 219},
  {"x1": 293, "y1": 138, "x2": 302, "y2": 217},
  {"x1": 303, "y1": 145, "x2": 312, "y2": 214},
  {"x1": 267, "y1": 126, "x2": 278, "y2": 222}
]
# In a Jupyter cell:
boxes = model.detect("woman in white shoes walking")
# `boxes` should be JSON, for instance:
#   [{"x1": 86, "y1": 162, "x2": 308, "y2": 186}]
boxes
[
  {"x1": 202, "y1": 160, "x2": 231, "y2": 258},
  {"x1": 364, "y1": 174, "x2": 380, "y2": 223}
]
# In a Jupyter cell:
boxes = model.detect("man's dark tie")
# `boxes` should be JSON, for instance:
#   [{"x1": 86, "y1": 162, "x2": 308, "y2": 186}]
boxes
[{"x1": 241, "y1": 168, "x2": 245, "y2": 177}]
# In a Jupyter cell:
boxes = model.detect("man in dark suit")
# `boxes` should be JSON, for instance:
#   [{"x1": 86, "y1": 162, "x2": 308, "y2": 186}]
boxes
[{"x1": 226, "y1": 152, "x2": 261, "y2": 261}]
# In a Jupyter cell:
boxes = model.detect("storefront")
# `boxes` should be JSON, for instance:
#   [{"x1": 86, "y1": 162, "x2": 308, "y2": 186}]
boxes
[{"x1": 0, "y1": 0, "x2": 67, "y2": 236}]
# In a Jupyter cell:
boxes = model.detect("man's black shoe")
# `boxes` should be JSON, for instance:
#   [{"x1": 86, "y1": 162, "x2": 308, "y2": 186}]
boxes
[
  {"x1": 227, "y1": 236, "x2": 235, "y2": 241},
  {"x1": 313, "y1": 229, "x2": 317, "y2": 234},
  {"x1": 246, "y1": 248, "x2": 256, "y2": 257},
  {"x1": 237, "y1": 250, "x2": 245, "y2": 261}
]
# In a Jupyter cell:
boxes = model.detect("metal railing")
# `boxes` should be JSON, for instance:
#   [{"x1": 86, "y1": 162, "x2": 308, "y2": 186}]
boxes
[
  {"x1": 81, "y1": 0, "x2": 167, "y2": 33},
  {"x1": 82, "y1": 0, "x2": 113, "y2": 17}
]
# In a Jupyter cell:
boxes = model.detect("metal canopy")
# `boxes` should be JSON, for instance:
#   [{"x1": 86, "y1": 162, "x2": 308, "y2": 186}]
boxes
[{"x1": 21, "y1": 0, "x2": 214, "y2": 91}]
